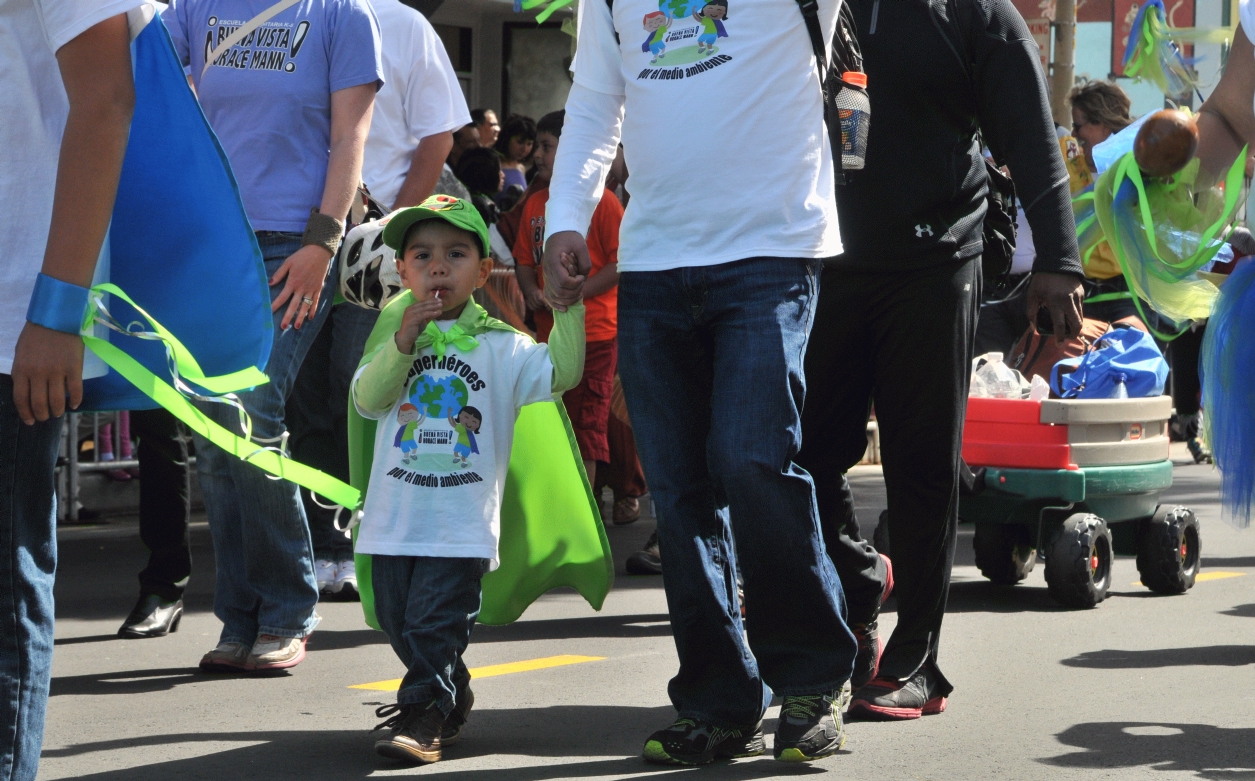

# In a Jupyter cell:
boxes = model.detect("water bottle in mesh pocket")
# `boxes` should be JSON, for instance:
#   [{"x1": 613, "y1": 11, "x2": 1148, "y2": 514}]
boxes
[{"x1": 835, "y1": 73, "x2": 870, "y2": 171}]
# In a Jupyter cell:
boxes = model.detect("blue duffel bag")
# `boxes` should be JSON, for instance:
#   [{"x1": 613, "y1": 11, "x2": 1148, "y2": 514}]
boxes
[{"x1": 1051, "y1": 325, "x2": 1169, "y2": 399}]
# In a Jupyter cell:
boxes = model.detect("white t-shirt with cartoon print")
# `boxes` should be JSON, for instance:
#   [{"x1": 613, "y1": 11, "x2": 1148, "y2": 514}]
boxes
[
  {"x1": 352, "y1": 326, "x2": 556, "y2": 566},
  {"x1": 546, "y1": 0, "x2": 842, "y2": 272}
]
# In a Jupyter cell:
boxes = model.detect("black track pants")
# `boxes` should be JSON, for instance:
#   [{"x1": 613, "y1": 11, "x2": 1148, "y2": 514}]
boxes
[
  {"x1": 798, "y1": 257, "x2": 980, "y2": 689},
  {"x1": 132, "y1": 408, "x2": 192, "y2": 602}
]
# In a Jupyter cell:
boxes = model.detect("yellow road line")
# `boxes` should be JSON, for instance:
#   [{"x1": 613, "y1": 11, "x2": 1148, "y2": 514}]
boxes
[
  {"x1": 1131, "y1": 571, "x2": 1246, "y2": 586},
  {"x1": 349, "y1": 654, "x2": 605, "y2": 691},
  {"x1": 1196, "y1": 571, "x2": 1246, "y2": 582}
]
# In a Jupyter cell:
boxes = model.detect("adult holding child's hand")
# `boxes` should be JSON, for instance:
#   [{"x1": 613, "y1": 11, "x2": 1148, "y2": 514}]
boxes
[
  {"x1": 163, "y1": 0, "x2": 383, "y2": 675},
  {"x1": 540, "y1": 230, "x2": 590, "y2": 313}
]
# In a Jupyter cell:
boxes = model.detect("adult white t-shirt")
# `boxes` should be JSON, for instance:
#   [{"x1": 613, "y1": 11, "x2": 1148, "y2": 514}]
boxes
[
  {"x1": 1011, "y1": 202, "x2": 1035, "y2": 275},
  {"x1": 0, "y1": 0, "x2": 153, "y2": 376},
  {"x1": 361, "y1": 0, "x2": 470, "y2": 209},
  {"x1": 546, "y1": 0, "x2": 842, "y2": 272},
  {"x1": 352, "y1": 327, "x2": 556, "y2": 565}
]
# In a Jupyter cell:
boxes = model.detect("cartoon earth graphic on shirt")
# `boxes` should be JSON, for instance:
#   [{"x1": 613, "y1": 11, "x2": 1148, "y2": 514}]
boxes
[
  {"x1": 391, "y1": 374, "x2": 477, "y2": 474},
  {"x1": 660, "y1": 0, "x2": 706, "y2": 17},
  {"x1": 411, "y1": 374, "x2": 469, "y2": 419}
]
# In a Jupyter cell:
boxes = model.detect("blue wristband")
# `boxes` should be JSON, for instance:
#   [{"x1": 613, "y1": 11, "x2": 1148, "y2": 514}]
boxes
[{"x1": 26, "y1": 273, "x2": 90, "y2": 335}]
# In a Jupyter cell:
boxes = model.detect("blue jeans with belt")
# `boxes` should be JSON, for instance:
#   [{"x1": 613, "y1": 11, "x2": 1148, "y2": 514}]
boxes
[
  {"x1": 193, "y1": 232, "x2": 335, "y2": 645},
  {"x1": 616, "y1": 257, "x2": 857, "y2": 729},
  {"x1": 0, "y1": 374, "x2": 62, "y2": 781}
]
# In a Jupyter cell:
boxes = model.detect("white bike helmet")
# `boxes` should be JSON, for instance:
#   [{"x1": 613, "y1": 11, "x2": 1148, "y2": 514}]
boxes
[{"x1": 339, "y1": 216, "x2": 404, "y2": 310}]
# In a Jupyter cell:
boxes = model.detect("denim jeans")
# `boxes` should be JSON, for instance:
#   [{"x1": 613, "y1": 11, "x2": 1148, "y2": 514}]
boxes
[
  {"x1": 287, "y1": 303, "x2": 379, "y2": 561},
  {"x1": 617, "y1": 257, "x2": 857, "y2": 728},
  {"x1": 371, "y1": 556, "x2": 487, "y2": 714},
  {"x1": 193, "y1": 232, "x2": 335, "y2": 645},
  {"x1": 0, "y1": 374, "x2": 62, "y2": 781}
]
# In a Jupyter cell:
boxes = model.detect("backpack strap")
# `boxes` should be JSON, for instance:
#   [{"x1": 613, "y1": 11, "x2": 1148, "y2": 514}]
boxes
[
  {"x1": 202, "y1": 0, "x2": 302, "y2": 79},
  {"x1": 796, "y1": 0, "x2": 830, "y2": 84}
]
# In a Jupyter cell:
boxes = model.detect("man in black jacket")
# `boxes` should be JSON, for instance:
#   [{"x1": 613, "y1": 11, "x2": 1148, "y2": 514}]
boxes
[{"x1": 796, "y1": 0, "x2": 1085, "y2": 719}]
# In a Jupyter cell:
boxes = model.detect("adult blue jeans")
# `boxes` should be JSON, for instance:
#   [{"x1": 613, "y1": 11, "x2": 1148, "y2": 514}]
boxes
[
  {"x1": 0, "y1": 374, "x2": 62, "y2": 781},
  {"x1": 371, "y1": 556, "x2": 487, "y2": 714},
  {"x1": 287, "y1": 303, "x2": 379, "y2": 561},
  {"x1": 193, "y1": 232, "x2": 335, "y2": 646},
  {"x1": 617, "y1": 257, "x2": 857, "y2": 729}
]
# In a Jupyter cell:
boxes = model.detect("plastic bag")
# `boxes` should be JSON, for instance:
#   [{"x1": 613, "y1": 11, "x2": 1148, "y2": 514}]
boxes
[
  {"x1": 1050, "y1": 326, "x2": 1169, "y2": 399},
  {"x1": 1090, "y1": 151, "x2": 1244, "y2": 328},
  {"x1": 974, "y1": 352, "x2": 1020, "y2": 399}
]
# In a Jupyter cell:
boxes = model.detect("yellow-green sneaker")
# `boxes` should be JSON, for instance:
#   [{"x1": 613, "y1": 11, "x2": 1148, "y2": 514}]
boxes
[
  {"x1": 773, "y1": 690, "x2": 846, "y2": 762},
  {"x1": 642, "y1": 717, "x2": 765, "y2": 765}
]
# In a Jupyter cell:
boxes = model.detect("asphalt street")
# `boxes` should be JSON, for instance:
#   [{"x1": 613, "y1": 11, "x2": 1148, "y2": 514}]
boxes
[{"x1": 39, "y1": 450, "x2": 1255, "y2": 780}]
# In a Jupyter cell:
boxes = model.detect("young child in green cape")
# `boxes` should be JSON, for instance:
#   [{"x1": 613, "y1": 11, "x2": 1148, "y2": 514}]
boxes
[{"x1": 351, "y1": 194, "x2": 586, "y2": 765}]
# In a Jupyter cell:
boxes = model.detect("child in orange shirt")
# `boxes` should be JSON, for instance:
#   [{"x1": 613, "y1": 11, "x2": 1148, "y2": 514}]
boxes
[{"x1": 514, "y1": 109, "x2": 623, "y2": 489}]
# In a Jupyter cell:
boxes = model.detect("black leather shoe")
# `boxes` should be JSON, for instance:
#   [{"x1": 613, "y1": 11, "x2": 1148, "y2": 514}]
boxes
[{"x1": 118, "y1": 594, "x2": 183, "y2": 638}]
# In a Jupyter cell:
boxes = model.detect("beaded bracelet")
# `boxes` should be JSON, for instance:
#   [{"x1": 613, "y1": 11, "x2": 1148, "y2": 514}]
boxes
[{"x1": 26, "y1": 273, "x2": 90, "y2": 334}]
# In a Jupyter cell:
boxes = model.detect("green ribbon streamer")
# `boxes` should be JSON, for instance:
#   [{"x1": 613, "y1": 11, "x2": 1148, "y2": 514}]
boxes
[
  {"x1": 421, "y1": 321, "x2": 479, "y2": 358},
  {"x1": 1107, "y1": 151, "x2": 1245, "y2": 278},
  {"x1": 1084, "y1": 291, "x2": 1133, "y2": 304},
  {"x1": 82, "y1": 283, "x2": 362, "y2": 509},
  {"x1": 1124, "y1": 6, "x2": 1161, "y2": 81},
  {"x1": 521, "y1": 0, "x2": 575, "y2": 23},
  {"x1": 1087, "y1": 148, "x2": 1247, "y2": 340},
  {"x1": 88, "y1": 283, "x2": 271, "y2": 394}
]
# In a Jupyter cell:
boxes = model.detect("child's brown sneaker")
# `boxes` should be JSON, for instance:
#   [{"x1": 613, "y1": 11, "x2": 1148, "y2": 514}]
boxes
[{"x1": 374, "y1": 702, "x2": 445, "y2": 764}]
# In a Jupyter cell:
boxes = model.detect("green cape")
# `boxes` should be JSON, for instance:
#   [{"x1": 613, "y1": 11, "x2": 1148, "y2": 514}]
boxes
[{"x1": 348, "y1": 292, "x2": 614, "y2": 626}]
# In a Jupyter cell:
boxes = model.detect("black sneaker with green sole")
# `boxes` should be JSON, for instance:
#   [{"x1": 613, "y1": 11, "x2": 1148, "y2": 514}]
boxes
[
  {"x1": 642, "y1": 717, "x2": 765, "y2": 765},
  {"x1": 773, "y1": 690, "x2": 846, "y2": 762}
]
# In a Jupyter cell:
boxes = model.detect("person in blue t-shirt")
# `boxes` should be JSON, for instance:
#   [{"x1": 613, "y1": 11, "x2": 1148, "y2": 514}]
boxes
[{"x1": 163, "y1": 0, "x2": 383, "y2": 675}]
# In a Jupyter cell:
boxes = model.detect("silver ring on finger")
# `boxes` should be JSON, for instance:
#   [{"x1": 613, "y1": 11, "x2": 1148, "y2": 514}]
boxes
[{"x1": 301, "y1": 296, "x2": 314, "y2": 307}]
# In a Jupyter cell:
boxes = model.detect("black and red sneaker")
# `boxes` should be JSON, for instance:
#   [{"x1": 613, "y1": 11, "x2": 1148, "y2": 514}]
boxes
[
  {"x1": 877, "y1": 553, "x2": 895, "y2": 603},
  {"x1": 850, "y1": 621, "x2": 882, "y2": 690},
  {"x1": 849, "y1": 553, "x2": 895, "y2": 689},
  {"x1": 848, "y1": 666, "x2": 947, "y2": 721}
]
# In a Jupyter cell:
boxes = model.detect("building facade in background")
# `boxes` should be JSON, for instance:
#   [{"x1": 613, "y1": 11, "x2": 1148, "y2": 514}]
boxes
[{"x1": 421, "y1": 0, "x2": 574, "y2": 121}]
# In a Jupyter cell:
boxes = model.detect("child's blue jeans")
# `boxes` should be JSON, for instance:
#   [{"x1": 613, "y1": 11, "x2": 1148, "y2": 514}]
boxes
[{"x1": 372, "y1": 555, "x2": 488, "y2": 714}]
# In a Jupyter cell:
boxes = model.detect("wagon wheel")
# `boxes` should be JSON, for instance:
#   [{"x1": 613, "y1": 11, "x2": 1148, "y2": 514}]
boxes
[
  {"x1": 1044, "y1": 513, "x2": 1113, "y2": 609},
  {"x1": 1136, "y1": 506, "x2": 1201, "y2": 595},
  {"x1": 973, "y1": 523, "x2": 1036, "y2": 585}
]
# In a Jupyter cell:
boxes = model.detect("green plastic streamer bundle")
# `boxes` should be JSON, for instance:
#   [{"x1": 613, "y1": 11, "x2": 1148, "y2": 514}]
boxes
[
  {"x1": 1122, "y1": 0, "x2": 1198, "y2": 100},
  {"x1": 1073, "y1": 186, "x2": 1105, "y2": 266},
  {"x1": 1090, "y1": 149, "x2": 1246, "y2": 332}
]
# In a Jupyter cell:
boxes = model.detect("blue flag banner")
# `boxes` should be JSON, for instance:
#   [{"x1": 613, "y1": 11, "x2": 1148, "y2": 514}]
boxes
[{"x1": 82, "y1": 15, "x2": 271, "y2": 411}]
